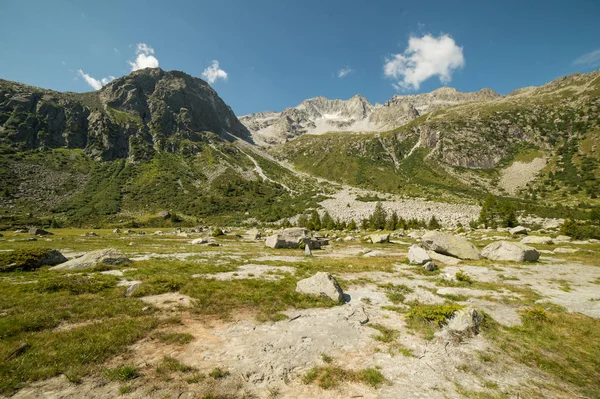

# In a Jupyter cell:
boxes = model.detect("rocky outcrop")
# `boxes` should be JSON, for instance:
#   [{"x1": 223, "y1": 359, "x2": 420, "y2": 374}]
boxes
[
  {"x1": 265, "y1": 228, "x2": 312, "y2": 249},
  {"x1": 296, "y1": 272, "x2": 344, "y2": 302},
  {"x1": 369, "y1": 233, "x2": 389, "y2": 244},
  {"x1": 481, "y1": 241, "x2": 540, "y2": 262},
  {"x1": 421, "y1": 232, "x2": 480, "y2": 260},
  {"x1": 50, "y1": 249, "x2": 129, "y2": 271},
  {"x1": 0, "y1": 68, "x2": 251, "y2": 160}
]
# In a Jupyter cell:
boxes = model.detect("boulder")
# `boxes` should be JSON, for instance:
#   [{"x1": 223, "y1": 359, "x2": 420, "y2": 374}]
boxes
[
  {"x1": 50, "y1": 249, "x2": 129, "y2": 271},
  {"x1": 190, "y1": 238, "x2": 208, "y2": 245},
  {"x1": 509, "y1": 226, "x2": 528, "y2": 235},
  {"x1": 370, "y1": 233, "x2": 389, "y2": 244},
  {"x1": 265, "y1": 228, "x2": 312, "y2": 249},
  {"x1": 421, "y1": 232, "x2": 480, "y2": 260},
  {"x1": 481, "y1": 241, "x2": 540, "y2": 262},
  {"x1": 423, "y1": 261, "x2": 437, "y2": 272},
  {"x1": 408, "y1": 244, "x2": 431, "y2": 265},
  {"x1": 28, "y1": 227, "x2": 51, "y2": 236},
  {"x1": 305, "y1": 244, "x2": 312, "y2": 256},
  {"x1": 245, "y1": 228, "x2": 261, "y2": 240},
  {"x1": 113, "y1": 228, "x2": 121, "y2": 234},
  {"x1": 344, "y1": 236, "x2": 355, "y2": 242},
  {"x1": 554, "y1": 235, "x2": 571, "y2": 242},
  {"x1": 296, "y1": 272, "x2": 344, "y2": 302},
  {"x1": 553, "y1": 247, "x2": 579, "y2": 254},
  {"x1": 153, "y1": 230, "x2": 164, "y2": 235},
  {"x1": 157, "y1": 211, "x2": 171, "y2": 220},
  {"x1": 444, "y1": 307, "x2": 484, "y2": 336},
  {"x1": 520, "y1": 236, "x2": 554, "y2": 245}
]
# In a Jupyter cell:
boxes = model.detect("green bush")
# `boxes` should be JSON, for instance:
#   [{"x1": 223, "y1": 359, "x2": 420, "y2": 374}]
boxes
[
  {"x1": 0, "y1": 249, "x2": 56, "y2": 272},
  {"x1": 406, "y1": 303, "x2": 463, "y2": 327},
  {"x1": 559, "y1": 219, "x2": 600, "y2": 239}
]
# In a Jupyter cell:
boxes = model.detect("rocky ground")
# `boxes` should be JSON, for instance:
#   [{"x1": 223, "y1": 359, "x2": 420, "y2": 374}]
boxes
[{"x1": 1, "y1": 228, "x2": 599, "y2": 398}]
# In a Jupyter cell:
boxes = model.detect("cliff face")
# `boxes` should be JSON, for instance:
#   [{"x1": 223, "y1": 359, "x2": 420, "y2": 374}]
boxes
[{"x1": 0, "y1": 68, "x2": 251, "y2": 161}]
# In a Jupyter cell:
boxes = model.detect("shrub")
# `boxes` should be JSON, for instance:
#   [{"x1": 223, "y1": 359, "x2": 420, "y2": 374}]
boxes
[
  {"x1": 0, "y1": 249, "x2": 57, "y2": 272},
  {"x1": 211, "y1": 228, "x2": 224, "y2": 237},
  {"x1": 406, "y1": 303, "x2": 463, "y2": 327},
  {"x1": 427, "y1": 216, "x2": 441, "y2": 230}
]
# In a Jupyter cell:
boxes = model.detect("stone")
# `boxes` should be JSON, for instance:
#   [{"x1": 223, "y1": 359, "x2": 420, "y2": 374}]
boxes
[
  {"x1": 444, "y1": 307, "x2": 484, "y2": 336},
  {"x1": 28, "y1": 227, "x2": 51, "y2": 236},
  {"x1": 481, "y1": 241, "x2": 540, "y2": 262},
  {"x1": 554, "y1": 235, "x2": 571, "y2": 242},
  {"x1": 245, "y1": 228, "x2": 261, "y2": 240},
  {"x1": 408, "y1": 244, "x2": 431, "y2": 265},
  {"x1": 296, "y1": 272, "x2": 344, "y2": 302},
  {"x1": 153, "y1": 230, "x2": 164, "y2": 235},
  {"x1": 421, "y1": 232, "x2": 480, "y2": 260},
  {"x1": 344, "y1": 236, "x2": 355, "y2": 242},
  {"x1": 370, "y1": 233, "x2": 389, "y2": 244},
  {"x1": 265, "y1": 228, "x2": 312, "y2": 249},
  {"x1": 423, "y1": 261, "x2": 437, "y2": 272},
  {"x1": 84, "y1": 232, "x2": 99, "y2": 237},
  {"x1": 113, "y1": 228, "x2": 121, "y2": 234},
  {"x1": 125, "y1": 282, "x2": 141, "y2": 297},
  {"x1": 157, "y1": 211, "x2": 171, "y2": 219},
  {"x1": 520, "y1": 236, "x2": 554, "y2": 245},
  {"x1": 190, "y1": 238, "x2": 208, "y2": 245},
  {"x1": 553, "y1": 247, "x2": 579, "y2": 254},
  {"x1": 509, "y1": 226, "x2": 528, "y2": 235},
  {"x1": 305, "y1": 244, "x2": 312, "y2": 256},
  {"x1": 50, "y1": 249, "x2": 130, "y2": 271},
  {"x1": 177, "y1": 232, "x2": 189, "y2": 238}
]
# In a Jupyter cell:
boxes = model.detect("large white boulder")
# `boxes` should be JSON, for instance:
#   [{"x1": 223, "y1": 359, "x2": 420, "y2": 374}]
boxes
[
  {"x1": 509, "y1": 226, "x2": 528, "y2": 235},
  {"x1": 265, "y1": 228, "x2": 312, "y2": 249},
  {"x1": 481, "y1": 241, "x2": 540, "y2": 262},
  {"x1": 295, "y1": 272, "x2": 344, "y2": 302},
  {"x1": 369, "y1": 233, "x2": 389, "y2": 244},
  {"x1": 421, "y1": 232, "x2": 480, "y2": 260},
  {"x1": 408, "y1": 244, "x2": 431, "y2": 265},
  {"x1": 520, "y1": 236, "x2": 554, "y2": 245},
  {"x1": 50, "y1": 249, "x2": 129, "y2": 271}
]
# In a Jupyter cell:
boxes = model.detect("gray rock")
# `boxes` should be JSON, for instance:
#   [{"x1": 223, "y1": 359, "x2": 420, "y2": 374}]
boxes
[
  {"x1": 305, "y1": 244, "x2": 312, "y2": 256},
  {"x1": 245, "y1": 228, "x2": 261, "y2": 240},
  {"x1": 421, "y1": 232, "x2": 480, "y2": 260},
  {"x1": 554, "y1": 235, "x2": 571, "y2": 242},
  {"x1": 481, "y1": 241, "x2": 540, "y2": 262},
  {"x1": 444, "y1": 307, "x2": 484, "y2": 336},
  {"x1": 509, "y1": 225, "x2": 528, "y2": 235},
  {"x1": 190, "y1": 238, "x2": 208, "y2": 245},
  {"x1": 408, "y1": 244, "x2": 431, "y2": 265},
  {"x1": 370, "y1": 233, "x2": 389, "y2": 244},
  {"x1": 113, "y1": 228, "x2": 121, "y2": 234},
  {"x1": 28, "y1": 227, "x2": 51, "y2": 236},
  {"x1": 50, "y1": 249, "x2": 129, "y2": 271},
  {"x1": 157, "y1": 211, "x2": 171, "y2": 219},
  {"x1": 265, "y1": 228, "x2": 311, "y2": 249},
  {"x1": 520, "y1": 236, "x2": 554, "y2": 245},
  {"x1": 423, "y1": 261, "x2": 437, "y2": 272},
  {"x1": 296, "y1": 272, "x2": 344, "y2": 302}
]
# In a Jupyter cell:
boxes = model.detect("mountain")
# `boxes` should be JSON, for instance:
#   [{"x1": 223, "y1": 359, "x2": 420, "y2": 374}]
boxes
[
  {"x1": 275, "y1": 70, "x2": 600, "y2": 208},
  {"x1": 0, "y1": 69, "x2": 321, "y2": 226},
  {"x1": 0, "y1": 68, "x2": 251, "y2": 162},
  {"x1": 1, "y1": 67, "x2": 599, "y2": 228},
  {"x1": 240, "y1": 87, "x2": 502, "y2": 145}
]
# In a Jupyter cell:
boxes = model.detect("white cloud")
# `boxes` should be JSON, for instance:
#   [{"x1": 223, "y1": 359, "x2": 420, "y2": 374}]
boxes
[
  {"x1": 384, "y1": 33, "x2": 465, "y2": 90},
  {"x1": 77, "y1": 69, "x2": 115, "y2": 90},
  {"x1": 573, "y1": 48, "x2": 600, "y2": 67},
  {"x1": 128, "y1": 42, "x2": 159, "y2": 71},
  {"x1": 202, "y1": 60, "x2": 228, "y2": 84},
  {"x1": 337, "y1": 67, "x2": 353, "y2": 78}
]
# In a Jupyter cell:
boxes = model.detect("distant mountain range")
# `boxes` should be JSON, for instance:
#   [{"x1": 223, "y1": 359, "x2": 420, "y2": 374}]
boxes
[{"x1": 240, "y1": 87, "x2": 502, "y2": 145}]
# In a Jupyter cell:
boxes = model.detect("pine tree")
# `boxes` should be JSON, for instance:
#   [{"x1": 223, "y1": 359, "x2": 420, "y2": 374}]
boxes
[
  {"x1": 386, "y1": 211, "x2": 399, "y2": 230},
  {"x1": 370, "y1": 202, "x2": 387, "y2": 230},
  {"x1": 347, "y1": 219, "x2": 357, "y2": 231},
  {"x1": 297, "y1": 214, "x2": 308, "y2": 228},
  {"x1": 427, "y1": 216, "x2": 441, "y2": 230},
  {"x1": 322, "y1": 211, "x2": 334, "y2": 230},
  {"x1": 309, "y1": 210, "x2": 322, "y2": 231}
]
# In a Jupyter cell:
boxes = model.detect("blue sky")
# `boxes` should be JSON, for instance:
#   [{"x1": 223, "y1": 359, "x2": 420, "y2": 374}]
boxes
[{"x1": 1, "y1": 0, "x2": 599, "y2": 115}]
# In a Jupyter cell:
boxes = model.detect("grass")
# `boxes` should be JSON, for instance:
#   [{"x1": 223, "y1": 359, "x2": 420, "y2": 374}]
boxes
[
  {"x1": 302, "y1": 363, "x2": 386, "y2": 390},
  {"x1": 104, "y1": 365, "x2": 140, "y2": 382},
  {"x1": 486, "y1": 305, "x2": 600, "y2": 398},
  {"x1": 153, "y1": 332, "x2": 194, "y2": 345},
  {"x1": 378, "y1": 282, "x2": 413, "y2": 304},
  {"x1": 156, "y1": 356, "x2": 196, "y2": 374},
  {"x1": 404, "y1": 302, "x2": 463, "y2": 340},
  {"x1": 368, "y1": 324, "x2": 399, "y2": 343},
  {"x1": 0, "y1": 248, "x2": 60, "y2": 272}
]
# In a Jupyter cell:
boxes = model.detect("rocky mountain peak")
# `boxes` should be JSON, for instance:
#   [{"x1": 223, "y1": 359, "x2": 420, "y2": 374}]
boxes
[{"x1": 0, "y1": 68, "x2": 251, "y2": 160}]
